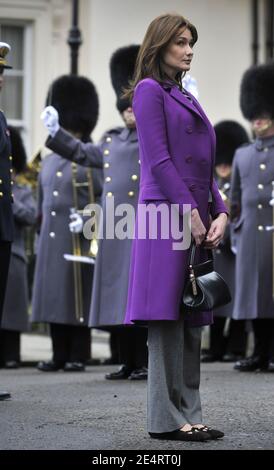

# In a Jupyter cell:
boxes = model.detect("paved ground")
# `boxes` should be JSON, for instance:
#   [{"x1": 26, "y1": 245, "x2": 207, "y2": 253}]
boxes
[{"x1": 1, "y1": 350, "x2": 274, "y2": 450}]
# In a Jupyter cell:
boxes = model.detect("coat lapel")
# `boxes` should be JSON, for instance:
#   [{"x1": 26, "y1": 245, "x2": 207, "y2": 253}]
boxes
[{"x1": 168, "y1": 86, "x2": 204, "y2": 120}]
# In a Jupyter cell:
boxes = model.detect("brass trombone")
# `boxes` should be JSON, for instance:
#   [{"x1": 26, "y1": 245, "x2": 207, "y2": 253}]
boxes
[{"x1": 63, "y1": 162, "x2": 98, "y2": 323}]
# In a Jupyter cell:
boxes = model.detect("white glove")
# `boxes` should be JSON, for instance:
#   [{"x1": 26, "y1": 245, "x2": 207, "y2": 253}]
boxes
[
  {"x1": 69, "y1": 212, "x2": 84, "y2": 234},
  {"x1": 40, "y1": 106, "x2": 60, "y2": 137}
]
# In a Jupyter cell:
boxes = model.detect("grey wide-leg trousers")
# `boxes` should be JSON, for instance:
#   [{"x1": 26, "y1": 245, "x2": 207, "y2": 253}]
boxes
[{"x1": 147, "y1": 316, "x2": 202, "y2": 433}]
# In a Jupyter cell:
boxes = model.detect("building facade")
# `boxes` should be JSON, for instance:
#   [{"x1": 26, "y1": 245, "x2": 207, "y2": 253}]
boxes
[{"x1": 0, "y1": 0, "x2": 273, "y2": 155}]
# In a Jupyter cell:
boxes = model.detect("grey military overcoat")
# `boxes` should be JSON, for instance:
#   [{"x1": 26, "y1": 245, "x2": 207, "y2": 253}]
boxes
[
  {"x1": 31, "y1": 152, "x2": 103, "y2": 326},
  {"x1": 230, "y1": 135, "x2": 274, "y2": 320},
  {"x1": 1, "y1": 182, "x2": 36, "y2": 331},
  {"x1": 46, "y1": 126, "x2": 140, "y2": 327}
]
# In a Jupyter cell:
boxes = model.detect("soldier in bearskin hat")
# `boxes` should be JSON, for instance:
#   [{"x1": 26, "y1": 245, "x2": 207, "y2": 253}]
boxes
[
  {"x1": 231, "y1": 62, "x2": 274, "y2": 372},
  {"x1": 0, "y1": 42, "x2": 14, "y2": 400},
  {"x1": 41, "y1": 45, "x2": 148, "y2": 380},
  {"x1": 0, "y1": 126, "x2": 36, "y2": 368},
  {"x1": 32, "y1": 75, "x2": 103, "y2": 372},
  {"x1": 202, "y1": 120, "x2": 249, "y2": 363}
]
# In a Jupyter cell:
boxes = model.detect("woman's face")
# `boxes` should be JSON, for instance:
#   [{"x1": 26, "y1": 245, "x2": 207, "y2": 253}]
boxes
[{"x1": 161, "y1": 27, "x2": 194, "y2": 77}]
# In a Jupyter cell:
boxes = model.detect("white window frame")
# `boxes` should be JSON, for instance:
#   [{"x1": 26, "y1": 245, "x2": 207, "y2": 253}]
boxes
[{"x1": 0, "y1": 20, "x2": 33, "y2": 156}]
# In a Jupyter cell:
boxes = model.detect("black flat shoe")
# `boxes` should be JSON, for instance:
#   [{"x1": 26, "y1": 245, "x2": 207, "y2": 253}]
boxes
[
  {"x1": 193, "y1": 426, "x2": 224, "y2": 440},
  {"x1": 105, "y1": 365, "x2": 133, "y2": 380},
  {"x1": 63, "y1": 361, "x2": 85, "y2": 372},
  {"x1": 149, "y1": 427, "x2": 211, "y2": 442},
  {"x1": 37, "y1": 360, "x2": 64, "y2": 372}
]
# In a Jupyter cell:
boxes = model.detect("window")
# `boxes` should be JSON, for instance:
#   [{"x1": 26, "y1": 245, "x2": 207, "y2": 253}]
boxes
[{"x1": 0, "y1": 23, "x2": 32, "y2": 155}]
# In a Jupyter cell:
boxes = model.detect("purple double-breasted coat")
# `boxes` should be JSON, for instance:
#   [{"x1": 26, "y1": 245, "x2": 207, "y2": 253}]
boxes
[{"x1": 124, "y1": 78, "x2": 227, "y2": 327}]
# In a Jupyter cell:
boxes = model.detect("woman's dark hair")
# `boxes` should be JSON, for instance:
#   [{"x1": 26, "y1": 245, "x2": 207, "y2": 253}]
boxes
[{"x1": 123, "y1": 13, "x2": 198, "y2": 102}]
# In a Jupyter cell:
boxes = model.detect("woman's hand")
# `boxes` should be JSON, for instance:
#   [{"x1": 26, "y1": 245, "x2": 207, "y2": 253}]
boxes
[
  {"x1": 203, "y1": 213, "x2": 228, "y2": 249},
  {"x1": 191, "y1": 208, "x2": 207, "y2": 246}
]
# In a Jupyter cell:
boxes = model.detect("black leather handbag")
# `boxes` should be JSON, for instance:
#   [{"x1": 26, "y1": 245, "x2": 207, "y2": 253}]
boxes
[{"x1": 182, "y1": 241, "x2": 231, "y2": 312}]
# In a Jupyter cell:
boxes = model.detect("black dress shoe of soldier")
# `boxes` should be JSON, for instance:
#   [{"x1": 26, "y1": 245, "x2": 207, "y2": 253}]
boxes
[
  {"x1": 149, "y1": 428, "x2": 211, "y2": 442},
  {"x1": 105, "y1": 365, "x2": 133, "y2": 380},
  {"x1": 0, "y1": 391, "x2": 11, "y2": 401},
  {"x1": 5, "y1": 360, "x2": 19, "y2": 369},
  {"x1": 234, "y1": 356, "x2": 268, "y2": 372},
  {"x1": 63, "y1": 361, "x2": 85, "y2": 372},
  {"x1": 201, "y1": 353, "x2": 223, "y2": 363},
  {"x1": 128, "y1": 367, "x2": 148, "y2": 380},
  {"x1": 222, "y1": 353, "x2": 244, "y2": 363},
  {"x1": 267, "y1": 360, "x2": 274, "y2": 372},
  {"x1": 37, "y1": 360, "x2": 64, "y2": 372}
]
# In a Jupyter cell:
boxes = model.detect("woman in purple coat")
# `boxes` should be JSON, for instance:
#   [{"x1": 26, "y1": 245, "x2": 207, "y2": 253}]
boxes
[{"x1": 124, "y1": 13, "x2": 228, "y2": 441}]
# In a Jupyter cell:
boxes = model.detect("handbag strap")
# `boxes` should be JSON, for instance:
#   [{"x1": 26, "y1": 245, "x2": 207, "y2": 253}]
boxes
[{"x1": 189, "y1": 238, "x2": 213, "y2": 267}]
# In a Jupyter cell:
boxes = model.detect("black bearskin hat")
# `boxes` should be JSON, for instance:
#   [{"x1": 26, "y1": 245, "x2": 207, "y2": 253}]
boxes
[
  {"x1": 240, "y1": 62, "x2": 274, "y2": 121},
  {"x1": 46, "y1": 75, "x2": 99, "y2": 141},
  {"x1": 8, "y1": 126, "x2": 27, "y2": 173},
  {"x1": 214, "y1": 120, "x2": 249, "y2": 166},
  {"x1": 110, "y1": 45, "x2": 140, "y2": 113}
]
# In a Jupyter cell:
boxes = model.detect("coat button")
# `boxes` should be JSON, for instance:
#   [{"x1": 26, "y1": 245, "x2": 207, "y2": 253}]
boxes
[
  {"x1": 105, "y1": 176, "x2": 111, "y2": 183},
  {"x1": 138, "y1": 160, "x2": 141, "y2": 164},
  {"x1": 104, "y1": 149, "x2": 110, "y2": 156},
  {"x1": 186, "y1": 125, "x2": 193, "y2": 134},
  {"x1": 258, "y1": 204, "x2": 263, "y2": 209},
  {"x1": 106, "y1": 136, "x2": 112, "y2": 143},
  {"x1": 264, "y1": 147, "x2": 269, "y2": 152},
  {"x1": 9, "y1": 156, "x2": 12, "y2": 161},
  {"x1": 189, "y1": 184, "x2": 196, "y2": 191},
  {"x1": 104, "y1": 163, "x2": 110, "y2": 169},
  {"x1": 128, "y1": 191, "x2": 135, "y2": 197},
  {"x1": 49, "y1": 232, "x2": 56, "y2": 238},
  {"x1": 10, "y1": 168, "x2": 13, "y2": 173},
  {"x1": 11, "y1": 181, "x2": 14, "y2": 185},
  {"x1": 51, "y1": 211, "x2": 56, "y2": 216},
  {"x1": 260, "y1": 163, "x2": 266, "y2": 170},
  {"x1": 107, "y1": 192, "x2": 113, "y2": 197},
  {"x1": 0, "y1": 192, "x2": 3, "y2": 197},
  {"x1": 257, "y1": 184, "x2": 264, "y2": 190},
  {"x1": 56, "y1": 171, "x2": 63, "y2": 177},
  {"x1": 185, "y1": 155, "x2": 192, "y2": 163},
  {"x1": 131, "y1": 174, "x2": 138, "y2": 181},
  {"x1": 53, "y1": 190, "x2": 59, "y2": 197},
  {"x1": 258, "y1": 225, "x2": 264, "y2": 231},
  {"x1": 0, "y1": 179, "x2": 2, "y2": 184}
]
